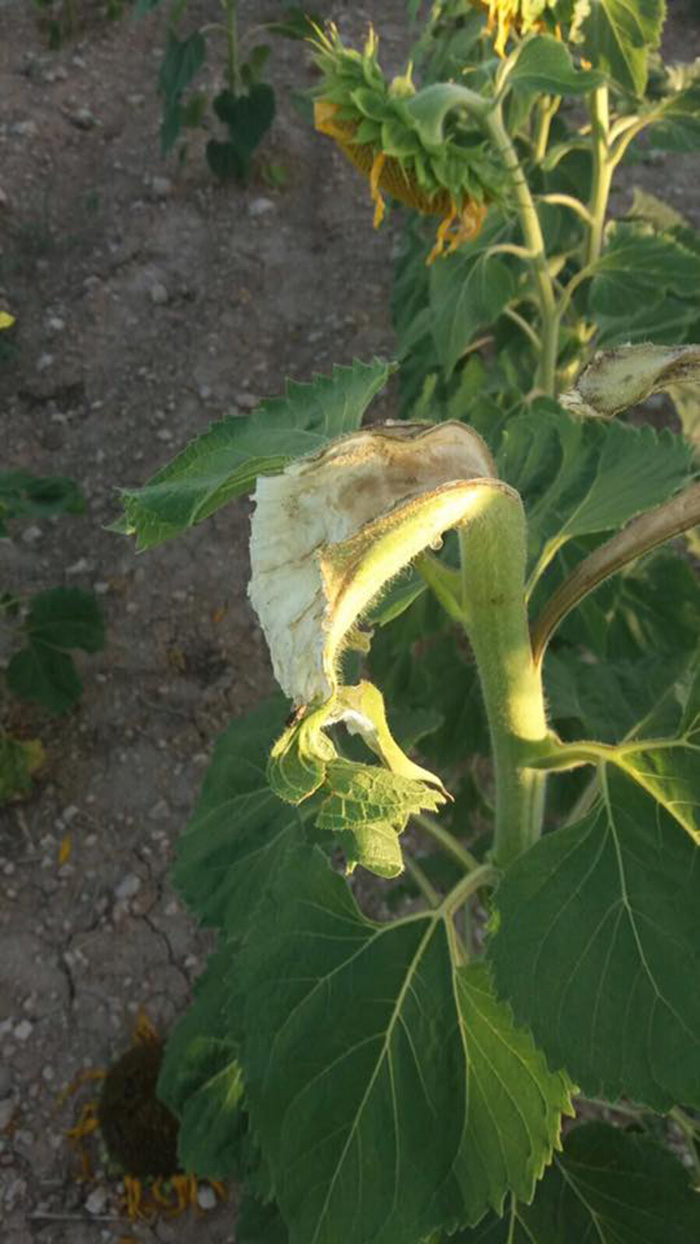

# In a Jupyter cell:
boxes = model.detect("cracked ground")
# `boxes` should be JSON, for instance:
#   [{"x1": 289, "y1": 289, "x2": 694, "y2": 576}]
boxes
[
  {"x1": 0, "y1": 0, "x2": 409, "y2": 1238},
  {"x1": 2, "y1": 1, "x2": 700, "y2": 1242}
]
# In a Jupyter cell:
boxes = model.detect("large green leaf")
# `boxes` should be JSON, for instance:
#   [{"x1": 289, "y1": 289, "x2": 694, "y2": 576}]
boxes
[
  {"x1": 236, "y1": 1194, "x2": 289, "y2": 1244},
  {"x1": 497, "y1": 404, "x2": 693, "y2": 581},
  {"x1": 453, "y1": 1122, "x2": 700, "y2": 1243},
  {"x1": 557, "y1": 548, "x2": 700, "y2": 666},
  {"x1": 119, "y1": 358, "x2": 394, "y2": 551},
  {"x1": 544, "y1": 650, "x2": 683, "y2": 743},
  {"x1": 613, "y1": 660, "x2": 700, "y2": 842},
  {"x1": 647, "y1": 77, "x2": 700, "y2": 152},
  {"x1": 508, "y1": 35, "x2": 603, "y2": 96},
  {"x1": 430, "y1": 248, "x2": 516, "y2": 378},
  {"x1": 238, "y1": 845, "x2": 572, "y2": 1244},
  {"x1": 489, "y1": 766, "x2": 700, "y2": 1110},
  {"x1": 157, "y1": 947, "x2": 246, "y2": 1179},
  {"x1": 589, "y1": 222, "x2": 700, "y2": 344},
  {"x1": 171, "y1": 695, "x2": 304, "y2": 936},
  {"x1": 573, "y1": 0, "x2": 665, "y2": 96}
]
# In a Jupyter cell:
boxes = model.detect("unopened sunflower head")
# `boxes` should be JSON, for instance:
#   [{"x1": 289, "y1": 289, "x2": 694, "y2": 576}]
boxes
[
  {"x1": 311, "y1": 24, "x2": 503, "y2": 261},
  {"x1": 472, "y1": 0, "x2": 562, "y2": 56}
]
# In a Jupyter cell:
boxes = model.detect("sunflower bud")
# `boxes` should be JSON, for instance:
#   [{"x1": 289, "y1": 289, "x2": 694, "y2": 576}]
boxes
[{"x1": 561, "y1": 344, "x2": 700, "y2": 419}]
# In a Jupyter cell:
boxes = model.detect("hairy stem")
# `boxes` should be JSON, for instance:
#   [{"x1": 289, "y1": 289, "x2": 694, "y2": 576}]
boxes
[
  {"x1": 440, "y1": 862, "x2": 500, "y2": 918},
  {"x1": 533, "y1": 96, "x2": 559, "y2": 163},
  {"x1": 531, "y1": 483, "x2": 700, "y2": 665},
  {"x1": 413, "y1": 812, "x2": 480, "y2": 873},
  {"x1": 484, "y1": 107, "x2": 559, "y2": 394},
  {"x1": 585, "y1": 86, "x2": 613, "y2": 267},
  {"x1": 404, "y1": 855, "x2": 441, "y2": 907},
  {"x1": 459, "y1": 490, "x2": 549, "y2": 869}
]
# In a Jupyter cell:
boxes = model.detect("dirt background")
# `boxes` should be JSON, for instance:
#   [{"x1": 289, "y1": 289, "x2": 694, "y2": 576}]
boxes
[{"x1": 1, "y1": 2, "x2": 700, "y2": 1242}]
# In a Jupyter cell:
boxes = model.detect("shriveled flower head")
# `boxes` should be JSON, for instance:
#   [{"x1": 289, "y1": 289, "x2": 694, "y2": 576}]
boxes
[
  {"x1": 249, "y1": 420, "x2": 500, "y2": 707},
  {"x1": 473, "y1": 0, "x2": 562, "y2": 56},
  {"x1": 248, "y1": 420, "x2": 519, "y2": 878},
  {"x1": 312, "y1": 25, "x2": 502, "y2": 262}
]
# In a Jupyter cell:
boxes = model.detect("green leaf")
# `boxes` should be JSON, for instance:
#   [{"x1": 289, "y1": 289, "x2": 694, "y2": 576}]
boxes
[
  {"x1": 160, "y1": 101, "x2": 182, "y2": 156},
  {"x1": 0, "y1": 734, "x2": 44, "y2": 804},
  {"x1": 157, "y1": 948, "x2": 246, "y2": 1179},
  {"x1": 563, "y1": 549, "x2": 700, "y2": 666},
  {"x1": 268, "y1": 684, "x2": 447, "y2": 879},
  {"x1": 454, "y1": 1122, "x2": 700, "y2": 1243},
  {"x1": 508, "y1": 35, "x2": 604, "y2": 95},
  {"x1": 489, "y1": 765, "x2": 700, "y2": 1110},
  {"x1": 23, "y1": 587, "x2": 104, "y2": 652},
  {"x1": 0, "y1": 472, "x2": 84, "y2": 529},
  {"x1": 158, "y1": 30, "x2": 206, "y2": 106},
  {"x1": 544, "y1": 650, "x2": 683, "y2": 743},
  {"x1": 317, "y1": 758, "x2": 445, "y2": 878},
  {"x1": 7, "y1": 644, "x2": 83, "y2": 714},
  {"x1": 573, "y1": 0, "x2": 666, "y2": 96},
  {"x1": 589, "y1": 222, "x2": 700, "y2": 343},
  {"x1": 369, "y1": 607, "x2": 489, "y2": 769},
  {"x1": 171, "y1": 696, "x2": 304, "y2": 935},
  {"x1": 647, "y1": 79, "x2": 700, "y2": 152},
  {"x1": 119, "y1": 358, "x2": 395, "y2": 551},
  {"x1": 499, "y1": 404, "x2": 693, "y2": 580},
  {"x1": 6, "y1": 588, "x2": 104, "y2": 714},
  {"x1": 236, "y1": 1194, "x2": 289, "y2": 1244},
  {"x1": 429, "y1": 246, "x2": 516, "y2": 379},
  {"x1": 213, "y1": 83, "x2": 276, "y2": 175},
  {"x1": 241, "y1": 44, "x2": 272, "y2": 88},
  {"x1": 239, "y1": 845, "x2": 572, "y2": 1244},
  {"x1": 613, "y1": 660, "x2": 700, "y2": 843},
  {"x1": 206, "y1": 138, "x2": 244, "y2": 182},
  {"x1": 367, "y1": 569, "x2": 427, "y2": 627}
]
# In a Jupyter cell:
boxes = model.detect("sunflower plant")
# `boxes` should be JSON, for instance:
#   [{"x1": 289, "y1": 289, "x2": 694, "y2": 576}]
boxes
[{"x1": 117, "y1": 3, "x2": 700, "y2": 1242}]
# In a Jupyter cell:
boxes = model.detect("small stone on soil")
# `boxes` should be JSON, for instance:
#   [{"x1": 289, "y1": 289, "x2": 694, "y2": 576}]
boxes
[
  {"x1": 85, "y1": 1186, "x2": 108, "y2": 1215},
  {"x1": 248, "y1": 197, "x2": 275, "y2": 217},
  {"x1": 114, "y1": 873, "x2": 141, "y2": 901},
  {"x1": 197, "y1": 1184, "x2": 218, "y2": 1211},
  {"x1": 149, "y1": 282, "x2": 169, "y2": 306}
]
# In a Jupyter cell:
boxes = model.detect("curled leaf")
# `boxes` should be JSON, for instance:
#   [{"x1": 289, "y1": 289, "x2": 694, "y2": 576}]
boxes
[{"x1": 268, "y1": 682, "x2": 448, "y2": 878}]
